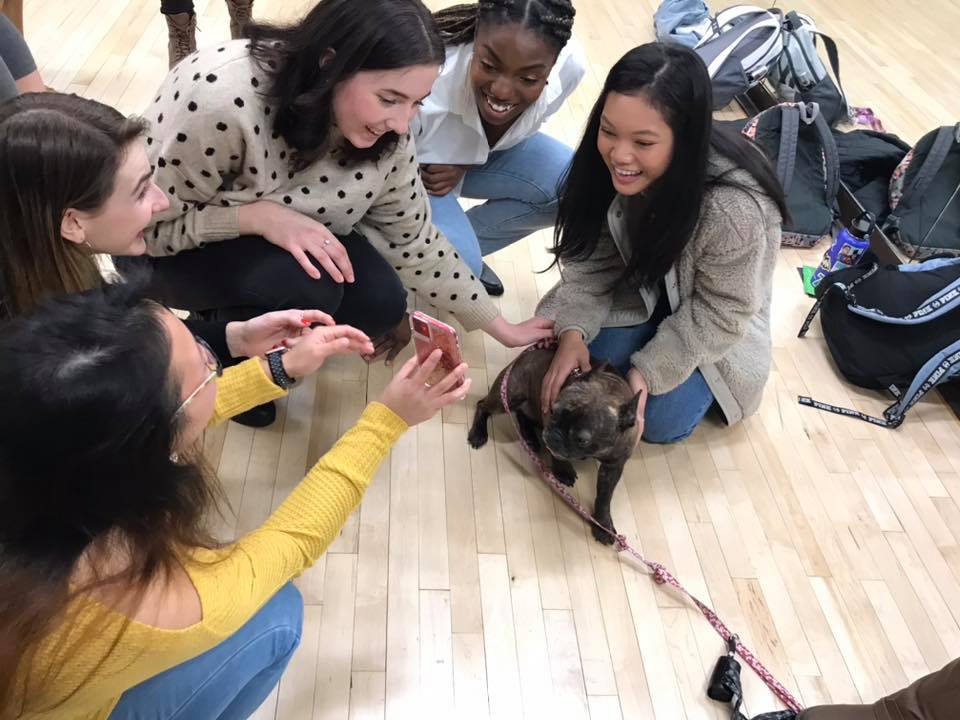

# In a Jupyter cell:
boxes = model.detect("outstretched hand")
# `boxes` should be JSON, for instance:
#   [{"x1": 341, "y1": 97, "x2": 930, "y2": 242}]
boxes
[{"x1": 378, "y1": 350, "x2": 471, "y2": 426}]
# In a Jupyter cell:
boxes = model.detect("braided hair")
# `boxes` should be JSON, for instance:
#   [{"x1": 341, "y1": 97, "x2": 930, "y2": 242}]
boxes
[{"x1": 433, "y1": 0, "x2": 575, "y2": 54}]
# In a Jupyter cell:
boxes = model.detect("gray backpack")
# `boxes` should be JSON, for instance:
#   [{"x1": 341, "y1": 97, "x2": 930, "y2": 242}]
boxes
[
  {"x1": 694, "y1": 5, "x2": 783, "y2": 108},
  {"x1": 767, "y1": 10, "x2": 850, "y2": 126}
]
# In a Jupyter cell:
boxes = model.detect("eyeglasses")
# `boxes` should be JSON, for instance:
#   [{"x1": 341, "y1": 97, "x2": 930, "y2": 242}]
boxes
[{"x1": 174, "y1": 336, "x2": 223, "y2": 417}]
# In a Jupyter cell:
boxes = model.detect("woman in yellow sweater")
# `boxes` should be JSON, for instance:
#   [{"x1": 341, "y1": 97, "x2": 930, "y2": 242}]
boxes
[{"x1": 0, "y1": 282, "x2": 470, "y2": 719}]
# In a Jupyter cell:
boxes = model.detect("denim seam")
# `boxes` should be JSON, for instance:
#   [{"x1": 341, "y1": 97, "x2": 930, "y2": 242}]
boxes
[
  {"x1": 463, "y1": 168, "x2": 555, "y2": 207},
  {"x1": 169, "y1": 626, "x2": 302, "y2": 719}
]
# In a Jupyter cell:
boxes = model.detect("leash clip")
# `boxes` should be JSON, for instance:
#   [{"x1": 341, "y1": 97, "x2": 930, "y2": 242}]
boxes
[{"x1": 727, "y1": 634, "x2": 739, "y2": 657}]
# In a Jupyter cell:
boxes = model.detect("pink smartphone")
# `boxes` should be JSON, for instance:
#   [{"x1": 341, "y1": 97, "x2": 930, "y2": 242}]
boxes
[{"x1": 409, "y1": 311, "x2": 463, "y2": 386}]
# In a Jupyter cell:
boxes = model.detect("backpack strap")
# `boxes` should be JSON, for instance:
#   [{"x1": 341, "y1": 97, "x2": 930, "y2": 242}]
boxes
[
  {"x1": 897, "y1": 124, "x2": 960, "y2": 211},
  {"x1": 847, "y1": 274, "x2": 960, "y2": 324},
  {"x1": 811, "y1": 30, "x2": 848, "y2": 110},
  {"x1": 797, "y1": 262, "x2": 879, "y2": 337},
  {"x1": 776, "y1": 105, "x2": 801, "y2": 195},
  {"x1": 799, "y1": 337, "x2": 960, "y2": 428},
  {"x1": 807, "y1": 104, "x2": 841, "y2": 203}
]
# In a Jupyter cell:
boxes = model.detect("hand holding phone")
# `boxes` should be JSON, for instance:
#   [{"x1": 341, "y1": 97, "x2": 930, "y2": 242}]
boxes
[{"x1": 409, "y1": 311, "x2": 464, "y2": 387}]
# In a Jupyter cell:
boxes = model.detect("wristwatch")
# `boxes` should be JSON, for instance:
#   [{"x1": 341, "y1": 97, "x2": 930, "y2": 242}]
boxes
[{"x1": 266, "y1": 348, "x2": 297, "y2": 389}]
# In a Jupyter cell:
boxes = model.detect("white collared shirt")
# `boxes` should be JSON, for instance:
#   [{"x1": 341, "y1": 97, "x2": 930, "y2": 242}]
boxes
[{"x1": 412, "y1": 37, "x2": 587, "y2": 166}]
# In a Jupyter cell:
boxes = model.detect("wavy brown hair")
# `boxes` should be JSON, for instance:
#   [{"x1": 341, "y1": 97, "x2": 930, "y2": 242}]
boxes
[
  {"x1": 0, "y1": 282, "x2": 222, "y2": 716},
  {"x1": 247, "y1": 0, "x2": 445, "y2": 170},
  {"x1": 0, "y1": 93, "x2": 148, "y2": 321}
]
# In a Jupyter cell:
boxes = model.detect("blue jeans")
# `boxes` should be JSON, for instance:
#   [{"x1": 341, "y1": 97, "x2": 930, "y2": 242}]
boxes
[
  {"x1": 588, "y1": 301, "x2": 715, "y2": 444},
  {"x1": 428, "y1": 132, "x2": 573, "y2": 276},
  {"x1": 109, "y1": 583, "x2": 304, "y2": 720}
]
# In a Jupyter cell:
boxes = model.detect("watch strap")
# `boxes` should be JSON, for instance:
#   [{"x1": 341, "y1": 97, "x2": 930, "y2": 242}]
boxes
[{"x1": 267, "y1": 350, "x2": 296, "y2": 389}]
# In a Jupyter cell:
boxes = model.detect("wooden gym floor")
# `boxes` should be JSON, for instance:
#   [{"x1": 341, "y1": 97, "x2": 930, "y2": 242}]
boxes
[{"x1": 18, "y1": 0, "x2": 960, "y2": 717}]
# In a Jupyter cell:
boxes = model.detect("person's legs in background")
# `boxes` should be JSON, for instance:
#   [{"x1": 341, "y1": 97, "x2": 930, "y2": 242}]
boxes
[
  {"x1": 0, "y1": 0, "x2": 22, "y2": 36},
  {"x1": 0, "y1": 56, "x2": 15, "y2": 103},
  {"x1": 160, "y1": 0, "x2": 197, "y2": 69},
  {"x1": 161, "y1": 0, "x2": 255, "y2": 69},
  {"x1": 459, "y1": 132, "x2": 573, "y2": 295},
  {"x1": 427, "y1": 191, "x2": 484, "y2": 279},
  {"x1": 224, "y1": 0, "x2": 255, "y2": 41},
  {"x1": 0, "y1": 13, "x2": 44, "y2": 98},
  {"x1": 109, "y1": 583, "x2": 304, "y2": 720}
]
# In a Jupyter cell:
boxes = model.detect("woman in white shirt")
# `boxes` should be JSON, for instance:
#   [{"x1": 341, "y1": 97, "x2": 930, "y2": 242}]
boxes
[{"x1": 414, "y1": 0, "x2": 585, "y2": 296}]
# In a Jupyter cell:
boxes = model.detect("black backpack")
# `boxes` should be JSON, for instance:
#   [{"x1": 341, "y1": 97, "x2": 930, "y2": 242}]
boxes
[
  {"x1": 883, "y1": 123, "x2": 960, "y2": 259},
  {"x1": 797, "y1": 252, "x2": 960, "y2": 427},
  {"x1": 739, "y1": 101, "x2": 840, "y2": 247},
  {"x1": 833, "y1": 129, "x2": 911, "y2": 223}
]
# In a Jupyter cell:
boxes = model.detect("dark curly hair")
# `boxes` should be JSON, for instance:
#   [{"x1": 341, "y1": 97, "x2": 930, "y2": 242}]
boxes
[{"x1": 433, "y1": 0, "x2": 576, "y2": 55}]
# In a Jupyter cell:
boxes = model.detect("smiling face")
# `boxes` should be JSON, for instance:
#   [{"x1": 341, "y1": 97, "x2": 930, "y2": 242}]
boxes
[
  {"x1": 597, "y1": 91, "x2": 675, "y2": 196},
  {"x1": 332, "y1": 64, "x2": 440, "y2": 148},
  {"x1": 61, "y1": 139, "x2": 169, "y2": 256},
  {"x1": 470, "y1": 22, "x2": 558, "y2": 130}
]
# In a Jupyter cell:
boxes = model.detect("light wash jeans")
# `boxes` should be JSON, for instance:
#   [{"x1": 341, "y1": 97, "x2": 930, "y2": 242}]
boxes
[
  {"x1": 427, "y1": 132, "x2": 573, "y2": 276},
  {"x1": 588, "y1": 296, "x2": 715, "y2": 444},
  {"x1": 109, "y1": 583, "x2": 304, "y2": 720}
]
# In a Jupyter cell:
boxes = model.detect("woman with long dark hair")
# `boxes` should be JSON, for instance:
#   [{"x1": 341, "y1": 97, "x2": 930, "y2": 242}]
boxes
[
  {"x1": 137, "y1": 0, "x2": 553, "y2": 370},
  {"x1": 414, "y1": 0, "x2": 584, "y2": 296},
  {"x1": 0, "y1": 92, "x2": 335, "y2": 428},
  {"x1": 0, "y1": 282, "x2": 469, "y2": 718},
  {"x1": 538, "y1": 42, "x2": 788, "y2": 443}
]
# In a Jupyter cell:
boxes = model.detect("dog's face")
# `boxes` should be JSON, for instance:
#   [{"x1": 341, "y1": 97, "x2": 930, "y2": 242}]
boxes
[{"x1": 542, "y1": 364, "x2": 640, "y2": 461}]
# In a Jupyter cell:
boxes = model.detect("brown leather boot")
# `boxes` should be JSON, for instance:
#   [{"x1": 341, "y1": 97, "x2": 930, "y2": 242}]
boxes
[
  {"x1": 225, "y1": 0, "x2": 254, "y2": 40},
  {"x1": 165, "y1": 12, "x2": 197, "y2": 69}
]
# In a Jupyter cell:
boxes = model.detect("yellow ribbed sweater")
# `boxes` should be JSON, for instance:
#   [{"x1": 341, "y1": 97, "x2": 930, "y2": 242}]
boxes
[{"x1": 13, "y1": 359, "x2": 407, "y2": 719}]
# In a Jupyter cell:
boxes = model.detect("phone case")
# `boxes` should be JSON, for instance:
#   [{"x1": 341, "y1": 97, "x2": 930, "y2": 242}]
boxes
[{"x1": 409, "y1": 311, "x2": 463, "y2": 386}]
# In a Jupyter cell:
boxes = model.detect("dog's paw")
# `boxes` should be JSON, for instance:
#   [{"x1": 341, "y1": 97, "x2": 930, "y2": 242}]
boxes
[
  {"x1": 553, "y1": 464, "x2": 577, "y2": 487},
  {"x1": 591, "y1": 520, "x2": 617, "y2": 546},
  {"x1": 467, "y1": 425, "x2": 489, "y2": 449}
]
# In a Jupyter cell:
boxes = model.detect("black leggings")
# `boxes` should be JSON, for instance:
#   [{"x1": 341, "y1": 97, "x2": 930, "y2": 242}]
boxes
[
  {"x1": 160, "y1": 1, "x2": 196, "y2": 14},
  {"x1": 120, "y1": 232, "x2": 407, "y2": 340}
]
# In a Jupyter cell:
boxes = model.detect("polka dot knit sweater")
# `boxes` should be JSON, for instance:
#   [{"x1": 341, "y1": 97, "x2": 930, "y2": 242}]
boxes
[
  {"x1": 144, "y1": 41, "x2": 499, "y2": 332},
  {"x1": 13, "y1": 359, "x2": 408, "y2": 719}
]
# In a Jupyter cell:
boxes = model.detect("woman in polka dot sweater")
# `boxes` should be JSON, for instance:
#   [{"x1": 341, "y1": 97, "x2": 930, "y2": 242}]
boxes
[{"x1": 137, "y1": 0, "x2": 554, "y2": 362}]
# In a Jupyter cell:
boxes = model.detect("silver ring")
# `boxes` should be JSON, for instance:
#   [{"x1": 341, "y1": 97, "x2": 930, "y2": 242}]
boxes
[
  {"x1": 571, "y1": 368, "x2": 582, "y2": 377},
  {"x1": 323, "y1": 239, "x2": 331, "y2": 246}
]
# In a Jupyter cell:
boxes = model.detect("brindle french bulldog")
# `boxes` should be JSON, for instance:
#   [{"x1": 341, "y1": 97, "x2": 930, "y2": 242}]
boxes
[{"x1": 467, "y1": 348, "x2": 641, "y2": 544}]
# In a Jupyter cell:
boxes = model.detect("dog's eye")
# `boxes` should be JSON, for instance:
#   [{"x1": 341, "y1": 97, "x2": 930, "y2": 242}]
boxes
[{"x1": 575, "y1": 431, "x2": 591, "y2": 448}]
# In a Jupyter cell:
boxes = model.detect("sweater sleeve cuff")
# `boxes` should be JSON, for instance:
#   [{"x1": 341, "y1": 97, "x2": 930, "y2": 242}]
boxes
[
  {"x1": 211, "y1": 358, "x2": 287, "y2": 426},
  {"x1": 359, "y1": 402, "x2": 409, "y2": 446},
  {"x1": 629, "y1": 350, "x2": 672, "y2": 396},
  {"x1": 555, "y1": 324, "x2": 590, "y2": 343},
  {"x1": 197, "y1": 206, "x2": 240, "y2": 241},
  {"x1": 456, "y1": 295, "x2": 501, "y2": 332}
]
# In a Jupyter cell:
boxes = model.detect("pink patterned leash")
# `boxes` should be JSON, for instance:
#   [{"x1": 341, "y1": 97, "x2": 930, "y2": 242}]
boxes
[{"x1": 499, "y1": 345, "x2": 804, "y2": 714}]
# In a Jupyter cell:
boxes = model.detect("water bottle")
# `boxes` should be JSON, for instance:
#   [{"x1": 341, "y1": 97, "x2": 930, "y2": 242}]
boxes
[{"x1": 811, "y1": 211, "x2": 874, "y2": 289}]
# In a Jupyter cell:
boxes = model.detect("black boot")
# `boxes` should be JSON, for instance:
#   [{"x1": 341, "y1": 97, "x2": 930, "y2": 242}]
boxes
[
  {"x1": 479, "y1": 262, "x2": 505, "y2": 296},
  {"x1": 232, "y1": 401, "x2": 277, "y2": 428}
]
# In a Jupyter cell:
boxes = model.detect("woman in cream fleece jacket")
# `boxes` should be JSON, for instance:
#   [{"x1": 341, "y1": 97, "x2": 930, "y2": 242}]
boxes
[{"x1": 539, "y1": 43, "x2": 788, "y2": 444}]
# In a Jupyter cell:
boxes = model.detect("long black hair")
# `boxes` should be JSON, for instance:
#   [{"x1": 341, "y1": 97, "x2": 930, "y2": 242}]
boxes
[
  {"x1": 553, "y1": 43, "x2": 789, "y2": 288},
  {"x1": 247, "y1": 0, "x2": 445, "y2": 170},
  {"x1": 0, "y1": 281, "x2": 221, "y2": 712},
  {"x1": 433, "y1": 0, "x2": 576, "y2": 54}
]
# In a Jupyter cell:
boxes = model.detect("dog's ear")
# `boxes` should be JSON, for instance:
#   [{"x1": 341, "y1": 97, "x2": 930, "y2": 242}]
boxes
[{"x1": 618, "y1": 391, "x2": 642, "y2": 431}]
